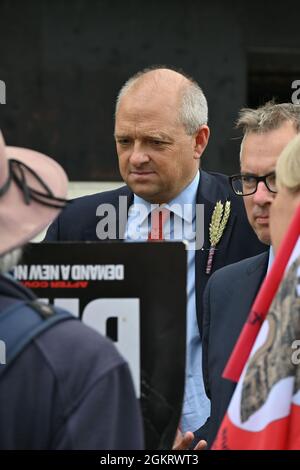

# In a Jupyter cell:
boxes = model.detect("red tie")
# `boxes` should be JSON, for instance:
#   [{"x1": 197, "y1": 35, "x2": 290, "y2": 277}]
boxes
[{"x1": 148, "y1": 207, "x2": 170, "y2": 241}]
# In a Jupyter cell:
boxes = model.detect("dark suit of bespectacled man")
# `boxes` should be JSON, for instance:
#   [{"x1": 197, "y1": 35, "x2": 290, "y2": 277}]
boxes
[
  {"x1": 200, "y1": 102, "x2": 300, "y2": 448},
  {"x1": 44, "y1": 67, "x2": 266, "y2": 442}
]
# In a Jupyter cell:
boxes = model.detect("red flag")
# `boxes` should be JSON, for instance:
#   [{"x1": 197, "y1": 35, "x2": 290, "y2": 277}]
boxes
[
  {"x1": 213, "y1": 205, "x2": 300, "y2": 450},
  {"x1": 223, "y1": 204, "x2": 300, "y2": 383}
]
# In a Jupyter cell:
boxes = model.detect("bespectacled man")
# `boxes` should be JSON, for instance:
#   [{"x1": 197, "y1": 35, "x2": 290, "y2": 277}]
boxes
[{"x1": 198, "y1": 102, "x2": 300, "y2": 449}]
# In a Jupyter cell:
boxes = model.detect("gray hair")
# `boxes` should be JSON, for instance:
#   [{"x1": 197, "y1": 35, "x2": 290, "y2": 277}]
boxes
[
  {"x1": 236, "y1": 101, "x2": 300, "y2": 135},
  {"x1": 276, "y1": 134, "x2": 300, "y2": 193},
  {"x1": 115, "y1": 66, "x2": 208, "y2": 135},
  {"x1": 236, "y1": 101, "x2": 300, "y2": 161},
  {"x1": 0, "y1": 248, "x2": 22, "y2": 275}
]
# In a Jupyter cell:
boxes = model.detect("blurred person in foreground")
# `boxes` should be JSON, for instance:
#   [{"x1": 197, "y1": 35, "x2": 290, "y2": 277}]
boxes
[
  {"x1": 0, "y1": 131, "x2": 143, "y2": 449},
  {"x1": 270, "y1": 135, "x2": 300, "y2": 254}
]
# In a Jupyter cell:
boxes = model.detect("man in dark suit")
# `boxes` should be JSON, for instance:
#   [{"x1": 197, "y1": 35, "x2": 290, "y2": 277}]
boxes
[
  {"x1": 45, "y1": 67, "x2": 265, "y2": 444},
  {"x1": 201, "y1": 102, "x2": 300, "y2": 448}
]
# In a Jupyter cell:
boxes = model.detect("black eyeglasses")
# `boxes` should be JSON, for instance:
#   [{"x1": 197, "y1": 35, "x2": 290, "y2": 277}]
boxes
[{"x1": 229, "y1": 172, "x2": 277, "y2": 196}]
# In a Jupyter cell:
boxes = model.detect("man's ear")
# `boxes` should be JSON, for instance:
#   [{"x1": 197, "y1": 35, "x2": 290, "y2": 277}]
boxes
[{"x1": 194, "y1": 125, "x2": 210, "y2": 161}]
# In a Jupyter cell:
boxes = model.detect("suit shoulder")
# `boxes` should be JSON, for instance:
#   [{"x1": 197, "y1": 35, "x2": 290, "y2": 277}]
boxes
[
  {"x1": 201, "y1": 170, "x2": 246, "y2": 211},
  {"x1": 44, "y1": 185, "x2": 132, "y2": 241},
  {"x1": 65, "y1": 185, "x2": 131, "y2": 212},
  {"x1": 52, "y1": 185, "x2": 132, "y2": 223},
  {"x1": 208, "y1": 251, "x2": 269, "y2": 287},
  {"x1": 205, "y1": 171, "x2": 229, "y2": 184},
  {"x1": 201, "y1": 170, "x2": 230, "y2": 192}
]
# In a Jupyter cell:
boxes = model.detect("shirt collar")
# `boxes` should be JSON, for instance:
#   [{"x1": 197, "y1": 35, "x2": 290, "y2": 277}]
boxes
[{"x1": 132, "y1": 171, "x2": 200, "y2": 224}]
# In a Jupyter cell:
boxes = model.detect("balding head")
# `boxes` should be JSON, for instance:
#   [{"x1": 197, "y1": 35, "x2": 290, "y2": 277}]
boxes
[
  {"x1": 119, "y1": 67, "x2": 188, "y2": 99},
  {"x1": 116, "y1": 67, "x2": 208, "y2": 135},
  {"x1": 114, "y1": 66, "x2": 210, "y2": 204}
]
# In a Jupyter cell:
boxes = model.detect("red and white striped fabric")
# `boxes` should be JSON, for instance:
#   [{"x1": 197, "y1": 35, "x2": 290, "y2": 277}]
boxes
[{"x1": 213, "y1": 204, "x2": 300, "y2": 450}]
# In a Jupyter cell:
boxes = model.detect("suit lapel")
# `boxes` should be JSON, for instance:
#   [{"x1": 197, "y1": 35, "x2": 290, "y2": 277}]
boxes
[{"x1": 195, "y1": 171, "x2": 237, "y2": 335}]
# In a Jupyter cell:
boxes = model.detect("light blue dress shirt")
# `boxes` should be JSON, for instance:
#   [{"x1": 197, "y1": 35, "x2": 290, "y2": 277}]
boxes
[{"x1": 125, "y1": 171, "x2": 211, "y2": 432}]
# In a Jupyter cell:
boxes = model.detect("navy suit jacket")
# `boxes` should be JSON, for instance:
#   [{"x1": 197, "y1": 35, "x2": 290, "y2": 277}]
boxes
[
  {"x1": 45, "y1": 170, "x2": 267, "y2": 335},
  {"x1": 201, "y1": 251, "x2": 269, "y2": 446}
]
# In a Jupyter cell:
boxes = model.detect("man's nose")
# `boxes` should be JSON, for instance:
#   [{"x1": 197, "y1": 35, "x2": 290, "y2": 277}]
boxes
[
  {"x1": 129, "y1": 143, "x2": 150, "y2": 166},
  {"x1": 252, "y1": 181, "x2": 275, "y2": 206}
]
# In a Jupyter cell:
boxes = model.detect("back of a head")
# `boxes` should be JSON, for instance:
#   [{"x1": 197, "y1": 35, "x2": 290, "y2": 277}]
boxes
[
  {"x1": 115, "y1": 66, "x2": 208, "y2": 135},
  {"x1": 276, "y1": 134, "x2": 300, "y2": 193},
  {"x1": 0, "y1": 130, "x2": 68, "y2": 261}
]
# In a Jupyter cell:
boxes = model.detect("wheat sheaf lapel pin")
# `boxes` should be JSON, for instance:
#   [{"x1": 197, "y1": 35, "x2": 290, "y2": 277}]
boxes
[{"x1": 205, "y1": 200, "x2": 231, "y2": 275}]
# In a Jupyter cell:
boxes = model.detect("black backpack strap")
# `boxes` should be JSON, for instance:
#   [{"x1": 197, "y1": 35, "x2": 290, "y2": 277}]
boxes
[{"x1": 0, "y1": 299, "x2": 75, "y2": 376}]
